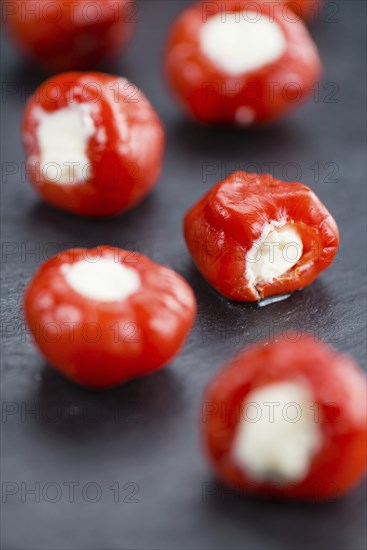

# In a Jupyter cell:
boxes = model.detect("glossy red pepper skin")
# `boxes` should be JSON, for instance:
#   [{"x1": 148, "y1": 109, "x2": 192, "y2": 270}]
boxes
[
  {"x1": 165, "y1": 0, "x2": 322, "y2": 125},
  {"x1": 5, "y1": 0, "x2": 135, "y2": 71},
  {"x1": 24, "y1": 247, "x2": 197, "y2": 389},
  {"x1": 22, "y1": 72, "x2": 165, "y2": 217},
  {"x1": 184, "y1": 172, "x2": 339, "y2": 302},
  {"x1": 202, "y1": 336, "x2": 367, "y2": 500}
]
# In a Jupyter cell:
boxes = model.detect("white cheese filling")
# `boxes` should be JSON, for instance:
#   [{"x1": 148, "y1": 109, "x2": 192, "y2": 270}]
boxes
[
  {"x1": 199, "y1": 12, "x2": 287, "y2": 75},
  {"x1": 35, "y1": 103, "x2": 95, "y2": 184},
  {"x1": 62, "y1": 258, "x2": 141, "y2": 302},
  {"x1": 246, "y1": 223, "x2": 303, "y2": 287},
  {"x1": 232, "y1": 381, "x2": 322, "y2": 482}
]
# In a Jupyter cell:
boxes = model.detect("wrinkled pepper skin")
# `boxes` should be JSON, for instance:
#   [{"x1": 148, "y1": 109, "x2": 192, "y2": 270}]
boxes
[
  {"x1": 24, "y1": 247, "x2": 197, "y2": 389},
  {"x1": 165, "y1": 0, "x2": 322, "y2": 125},
  {"x1": 202, "y1": 336, "x2": 367, "y2": 500},
  {"x1": 184, "y1": 172, "x2": 339, "y2": 301},
  {"x1": 4, "y1": 0, "x2": 135, "y2": 71},
  {"x1": 22, "y1": 72, "x2": 165, "y2": 217}
]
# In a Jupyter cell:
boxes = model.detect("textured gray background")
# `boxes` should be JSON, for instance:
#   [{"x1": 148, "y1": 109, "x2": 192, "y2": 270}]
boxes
[{"x1": 1, "y1": 1, "x2": 366, "y2": 549}]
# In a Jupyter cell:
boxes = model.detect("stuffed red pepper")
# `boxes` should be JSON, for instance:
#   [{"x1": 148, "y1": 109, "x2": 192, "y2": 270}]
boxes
[
  {"x1": 22, "y1": 72, "x2": 165, "y2": 217},
  {"x1": 24, "y1": 247, "x2": 196, "y2": 389},
  {"x1": 202, "y1": 335, "x2": 367, "y2": 499},
  {"x1": 165, "y1": 0, "x2": 322, "y2": 125},
  {"x1": 184, "y1": 171, "x2": 339, "y2": 302}
]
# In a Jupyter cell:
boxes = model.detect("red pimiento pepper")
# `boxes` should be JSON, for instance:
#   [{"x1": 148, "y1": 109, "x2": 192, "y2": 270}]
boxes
[
  {"x1": 165, "y1": 0, "x2": 322, "y2": 125},
  {"x1": 4, "y1": 0, "x2": 135, "y2": 71},
  {"x1": 22, "y1": 72, "x2": 165, "y2": 217},
  {"x1": 184, "y1": 171, "x2": 339, "y2": 302},
  {"x1": 202, "y1": 335, "x2": 367, "y2": 500},
  {"x1": 24, "y1": 247, "x2": 196, "y2": 389}
]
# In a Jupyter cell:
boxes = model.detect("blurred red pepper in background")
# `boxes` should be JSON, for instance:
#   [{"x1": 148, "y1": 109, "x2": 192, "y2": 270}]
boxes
[
  {"x1": 165, "y1": 0, "x2": 322, "y2": 125},
  {"x1": 4, "y1": 0, "x2": 136, "y2": 71}
]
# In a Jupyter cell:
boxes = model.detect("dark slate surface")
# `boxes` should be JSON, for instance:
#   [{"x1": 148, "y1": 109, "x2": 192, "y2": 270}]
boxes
[{"x1": 1, "y1": 1, "x2": 366, "y2": 549}]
